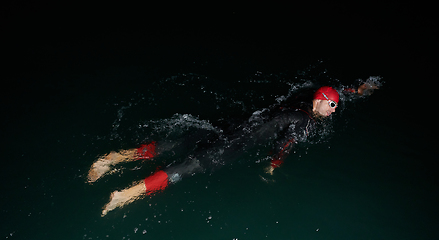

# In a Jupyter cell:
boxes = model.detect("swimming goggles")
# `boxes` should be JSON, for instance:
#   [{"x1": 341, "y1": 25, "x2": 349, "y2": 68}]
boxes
[{"x1": 321, "y1": 93, "x2": 338, "y2": 108}]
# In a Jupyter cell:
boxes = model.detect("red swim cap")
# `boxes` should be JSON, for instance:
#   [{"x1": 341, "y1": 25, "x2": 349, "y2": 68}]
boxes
[{"x1": 313, "y1": 86, "x2": 339, "y2": 103}]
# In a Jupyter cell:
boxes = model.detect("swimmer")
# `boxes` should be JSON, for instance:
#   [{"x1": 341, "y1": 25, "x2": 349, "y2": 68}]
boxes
[{"x1": 88, "y1": 80, "x2": 380, "y2": 216}]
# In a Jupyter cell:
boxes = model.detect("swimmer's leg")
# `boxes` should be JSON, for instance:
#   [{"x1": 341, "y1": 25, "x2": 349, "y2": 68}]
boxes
[
  {"x1": 101, "y1": 170, "x2": 169, "y2": 216},
  {"x1": 101, "y1": 158, "x2": 203, "y2": 216},
  {"x1": 88, "y1": 142, "x2": 158, "y2": 183}
]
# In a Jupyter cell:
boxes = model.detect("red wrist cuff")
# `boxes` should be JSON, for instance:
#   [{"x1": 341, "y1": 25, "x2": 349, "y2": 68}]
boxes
[
  {"x1": 343, "y1": 88, "x2": 356, "y2": 93},
  {"x1": 144, "y1": 170, "x2": 169, "y2": 195},
  {"x1": 271, "y1": 159, "x2": 284, "y2": 168},
  {"x1": 136, "y1": 141, "x2": 157, "y2": 160}
]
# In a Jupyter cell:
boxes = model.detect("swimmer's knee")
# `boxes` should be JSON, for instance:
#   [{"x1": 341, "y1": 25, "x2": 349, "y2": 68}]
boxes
[
  {"x1": 187, "y1": 158, "x2": 203, "y2": 172},
  {"x1": 164, "y1": 157, "x2": 203, "y2": 179}
]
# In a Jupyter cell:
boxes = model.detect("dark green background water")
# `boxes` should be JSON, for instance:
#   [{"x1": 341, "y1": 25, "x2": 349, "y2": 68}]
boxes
[{"x1": 2, "y1": 3, "x2": 437, "y2": 239}]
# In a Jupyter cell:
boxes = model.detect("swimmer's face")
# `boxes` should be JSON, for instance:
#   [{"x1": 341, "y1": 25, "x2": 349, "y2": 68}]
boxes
[{"x1": 313, "y1": 99, "x2": 337, "y2": 117}]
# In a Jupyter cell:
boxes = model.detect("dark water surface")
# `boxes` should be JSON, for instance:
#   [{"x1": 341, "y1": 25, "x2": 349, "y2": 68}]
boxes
[{"x1": 2, "y1": 4, "x2": 437, "y2": 240}]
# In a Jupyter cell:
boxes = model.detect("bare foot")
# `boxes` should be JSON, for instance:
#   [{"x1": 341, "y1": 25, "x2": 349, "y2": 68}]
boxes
[
  {"x1": 87, "y1": 153, "x2": 116, "y2": 183},
  {"x1": 101, "y1": 181, "x2": 146, "y2": 216},
  {"x1": 87, "y1": 148, "x2": 147, "y2": 183}
]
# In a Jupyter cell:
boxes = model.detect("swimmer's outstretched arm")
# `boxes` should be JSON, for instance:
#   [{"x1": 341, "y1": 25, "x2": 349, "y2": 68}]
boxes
[
  {"x1": 344, "y1": 79, "x2": 381, "y2": 96},
  {"x1": 87, "y1": 142, "x2": 158, "y2": 183}
]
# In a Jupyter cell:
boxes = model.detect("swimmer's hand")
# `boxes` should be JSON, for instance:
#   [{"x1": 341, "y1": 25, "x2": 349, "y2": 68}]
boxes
[
  {"x1": 260, "y1": 165, "x2": 276, "y2": 183},
  {"x1": 264, "y1": 165, "x2": 275, "y2": 175},
  {"x1": 357, "y1": 82, "x2": 380, "y2": 96}
]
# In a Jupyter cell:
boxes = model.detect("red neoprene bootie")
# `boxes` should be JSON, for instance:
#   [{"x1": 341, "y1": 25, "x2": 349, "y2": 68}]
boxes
[
  {"x1": 144, "y1": 170, "x2": 169, "y2": 195},
  {"x1": 136, "y1": 141, "x2": 157, "y2": 160}
]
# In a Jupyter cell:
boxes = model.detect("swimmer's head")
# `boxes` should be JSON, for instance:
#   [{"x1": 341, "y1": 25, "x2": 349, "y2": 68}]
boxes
[{"x1": 312, "y1": 86, "x2": 339, "y2": 117}]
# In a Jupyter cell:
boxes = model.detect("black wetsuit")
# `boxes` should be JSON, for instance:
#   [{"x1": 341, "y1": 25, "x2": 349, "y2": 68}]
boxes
[
  {"x1": 163, "y1": 101, "x2": 316, "y2": 183},
  {"x1": 140, "y1": 84, "x2": 372, "y2": 194}
]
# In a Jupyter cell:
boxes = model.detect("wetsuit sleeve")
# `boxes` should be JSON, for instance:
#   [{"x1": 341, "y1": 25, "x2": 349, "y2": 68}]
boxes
[
  {"x1": 270, "y1": 138, "x2": 295, "y2": 168},
  {"x1": 343, "y1": 87, "x2": 356, "y2": 93},
  {"x1": 343, "y1": 77, "x2": 370, "y2": 95},
  {"x1": 269, "y1": 111, "x2": 311, "y2": 169}
]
